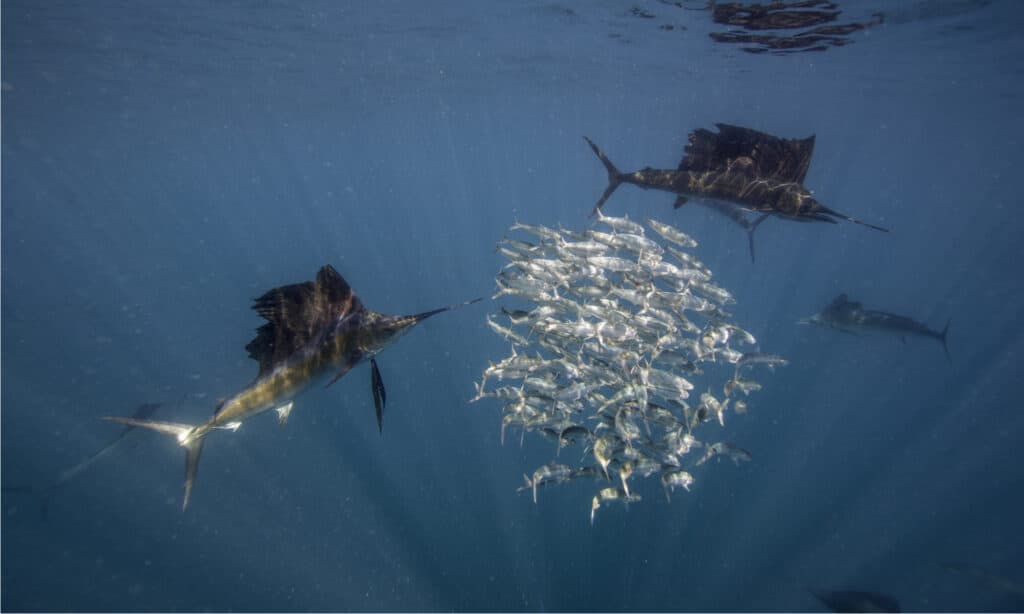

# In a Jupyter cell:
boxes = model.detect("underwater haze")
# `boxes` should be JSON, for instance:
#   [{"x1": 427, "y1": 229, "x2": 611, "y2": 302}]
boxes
[{"x1": 3, "y1": 1, "x2": 1023, "y2": 611}]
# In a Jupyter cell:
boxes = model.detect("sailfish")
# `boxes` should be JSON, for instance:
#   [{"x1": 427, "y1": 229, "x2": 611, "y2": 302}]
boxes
[
  {"x1": 584, "y1": 123, "x2": 888, "y2": 260},
  {"x1": 801, "y1": 293, "x2": 951, "y2": 361},
  {"x1": 103, "y1": 264, "x2": 480, "y2": 509}
]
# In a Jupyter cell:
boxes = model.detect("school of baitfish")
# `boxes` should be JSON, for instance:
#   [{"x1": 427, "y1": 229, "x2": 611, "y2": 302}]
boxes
[{"x1": 474, "y1": 210, "x2": 787, "y2": 524}]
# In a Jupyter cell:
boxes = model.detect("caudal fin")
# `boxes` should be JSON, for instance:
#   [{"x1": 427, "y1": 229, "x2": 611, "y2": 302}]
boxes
[
  {"x1": 584, "y1": 137, "x2": 624, "y2": 216},
  {"x1": 100, "y1": 417, "x2": 206, "y2": 510}
]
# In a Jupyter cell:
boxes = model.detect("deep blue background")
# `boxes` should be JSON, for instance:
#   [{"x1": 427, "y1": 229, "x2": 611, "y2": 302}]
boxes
[{"x1": 3, "y1": 1, "x2": 1023, "y2": 611}]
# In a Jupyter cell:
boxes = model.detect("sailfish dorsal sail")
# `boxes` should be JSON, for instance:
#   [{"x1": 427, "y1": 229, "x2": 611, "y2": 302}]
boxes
[
  {"x1": 245, "y1": 265, "x2": 364, "y2": 377},
  {"x1": 678, "y1": 123, "x2": 816, "y2": 185}
]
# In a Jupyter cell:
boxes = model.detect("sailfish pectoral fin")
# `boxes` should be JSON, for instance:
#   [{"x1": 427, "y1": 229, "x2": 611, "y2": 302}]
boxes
[{"x1": 370, "y1": 358, "x2": 386, "y2": 435}]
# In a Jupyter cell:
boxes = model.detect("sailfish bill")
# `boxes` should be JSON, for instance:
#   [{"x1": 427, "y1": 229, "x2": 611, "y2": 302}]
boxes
[
  {"x1": 584, "y1": 124, "x2": 888, "y2": 243},
  {"x1": 101, "y1": 265, "x2": 481, "y2": 509}
]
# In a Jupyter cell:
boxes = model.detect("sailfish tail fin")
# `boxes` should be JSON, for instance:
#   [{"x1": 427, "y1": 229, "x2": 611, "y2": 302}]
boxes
[
  {"x1": 584, "y1": 137, "x2": 624, "y2": 216},
  {"x1": 100, "y1": 417, "x2": 207, "y2": 510}
]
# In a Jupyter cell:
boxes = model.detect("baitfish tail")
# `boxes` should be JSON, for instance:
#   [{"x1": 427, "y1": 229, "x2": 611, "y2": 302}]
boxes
[
  {"x1": 584, "y1": 137, "x2": 625, "y2": 216},
  {"x1": 100, "y1": 417, "x2": 213, "y2": 511}
]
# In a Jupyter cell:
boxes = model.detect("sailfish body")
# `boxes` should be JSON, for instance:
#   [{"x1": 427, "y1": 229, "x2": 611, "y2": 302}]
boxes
[
  {"x1": 104, "y1": 265, "x2": 478, "y2": 509},
  {"x1": 584, "y1": 124, "x2": 888, "y2": 248},
  {"x1": 803, "y1": 293, "x2": 951, "y2": 361}
]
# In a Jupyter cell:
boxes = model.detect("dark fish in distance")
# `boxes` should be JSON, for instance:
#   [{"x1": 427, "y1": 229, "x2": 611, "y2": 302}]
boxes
[
  {"x1": 103, "y1": 265, "x2": 480, "y2": 510},
  {"x1": 583, "y1": 124, "x2": 888, "y2": 252},
  {"x1": 802, "y1": 293, "x2": 950, "y2": 361},
  {"x1": 809, "y1": 588, "x2": 901, "y2": 613},
  {"x1": 2, "y1": 402, "x2": 161, "y2": 519}
]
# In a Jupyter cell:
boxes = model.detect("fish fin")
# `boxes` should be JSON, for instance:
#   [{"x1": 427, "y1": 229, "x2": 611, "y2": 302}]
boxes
[
  {"x1": 682, "y1": 124, "x2": 816, "y2": 184},
  {"x1": 247, "y1": 265, "x2": 364, "y2": 378},
  {"x1": 274, "y1": 401, "x2": 294, "y2": 426},
  {"x1": 663, "y1": 480, "x2": 672, "y2": 503},
  {"x1": 370, "y1": 358, "x2": 386, "y2": 435},
  {"x1": 584, "y1": 137, "x2": 624, "y2": 216},
  {"x1": 673, "y1": 195, "x2": 688, "y2": 209},
  {"x1": 100, "y1": 417, "x2": 194, "y2": 439},
  {"x1": 940, "y1": 319, "x2": 951, "y2": 364},
  {"x1": 101, "y1": 416, "x2": 204, "y2": 510},
  {"x1": 182, "y1": 438, "x2": 205, "y2": 511},
  {"x1": 747, "y1": 213, "x2": 770, "y2": 263}
]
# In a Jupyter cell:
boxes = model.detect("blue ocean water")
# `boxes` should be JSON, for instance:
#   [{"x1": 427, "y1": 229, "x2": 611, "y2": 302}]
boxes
[{"x1": 3, "y1": 1, "x2": 1023, "y2": 611}]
